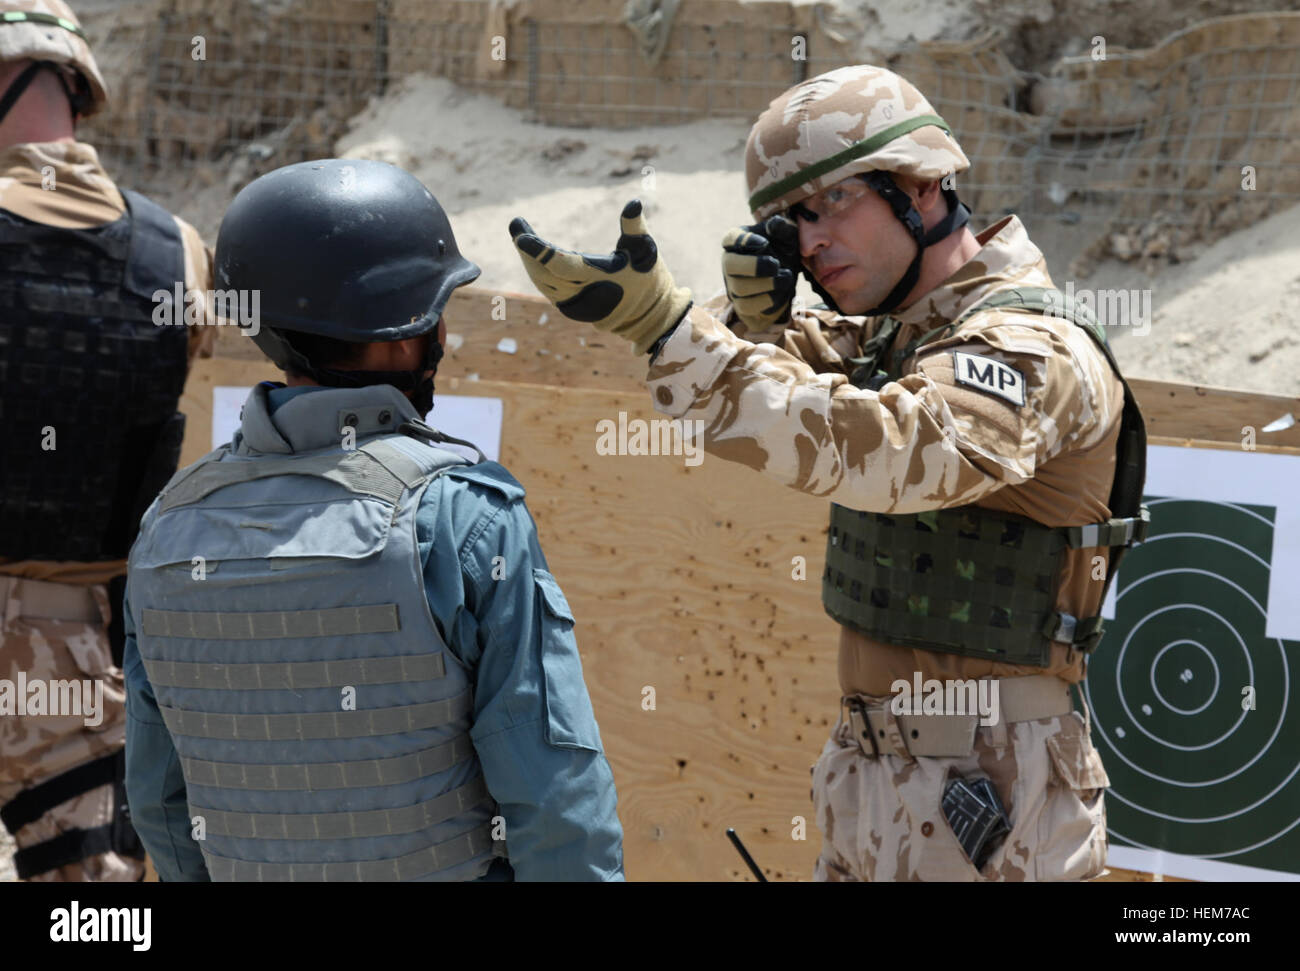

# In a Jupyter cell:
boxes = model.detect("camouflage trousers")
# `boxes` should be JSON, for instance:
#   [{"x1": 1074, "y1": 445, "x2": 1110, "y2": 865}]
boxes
[
  {"x1": 0, "y1": 577, "x2": 144, "y2": 881},
  {"x1": 810, "y1": 695, "x2": 1109, "y2": 882}
]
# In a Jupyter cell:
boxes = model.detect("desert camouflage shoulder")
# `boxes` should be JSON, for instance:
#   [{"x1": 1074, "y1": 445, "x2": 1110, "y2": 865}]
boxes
[{"x1": 648, "y1": 215, "x2": 1123, "y2": 514}]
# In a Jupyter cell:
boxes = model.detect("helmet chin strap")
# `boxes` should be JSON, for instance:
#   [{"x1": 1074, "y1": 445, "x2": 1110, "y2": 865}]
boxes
[
  {"x1": 802, "y1": 172, "x2": 971, "y2": 317},
  {"x1": 0, "y1": 61, "x2": 91, "y2": 126},
  {"x1": 0, "y1": 61, "x2": 46, "y2": 126},
  {"x1": 290, "y1": 337, "x2": 445, "y2": 418}
]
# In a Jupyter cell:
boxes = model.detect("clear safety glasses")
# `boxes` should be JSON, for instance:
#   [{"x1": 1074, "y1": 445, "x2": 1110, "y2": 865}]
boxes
[{"x1": 788, "y1": 175, "x2": 872, "y2": 222}]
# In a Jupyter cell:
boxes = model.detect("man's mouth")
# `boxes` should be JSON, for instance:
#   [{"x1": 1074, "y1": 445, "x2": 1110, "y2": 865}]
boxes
[{"x1": 818, "y1": 265, "x2": 849, "y2": 286}]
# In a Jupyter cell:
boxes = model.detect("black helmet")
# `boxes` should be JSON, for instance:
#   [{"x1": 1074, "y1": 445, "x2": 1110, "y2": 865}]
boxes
[{"x1": 215, "y1": 158, "x2": 480, "y2": 412}]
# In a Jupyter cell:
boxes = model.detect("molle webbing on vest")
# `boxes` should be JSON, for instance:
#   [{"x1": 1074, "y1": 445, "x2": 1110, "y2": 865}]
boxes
[
  {"x1": 191, "y1": 777, "x2": 491, "y2": 840},
  {"x1": 155, "y1": 437, "x2": 437, "y2": 513},
  {"x1": 141, "y1": 603, "x2": 401, "y2": 640},
  {"x1": 133, "y1": 427, "x2": 498, "y2": 880},
  {"x1": 157, "y1": 691, "x2": 473, "y2": 741},
  {"x1": 180, "y1": 735, "x2": 475, "y2": 791},
  {"x1": 824, "y1": 285, "x2": 1149, "y2": 664},
  {"x1": 201, "y1": 823, "x2": 497, "y2": 882},
  {"x1": 0, "y1": 189, "x2": 189, "y2": 560},
  {"x1": 160, "y1": 449, "x2": 406, "y2": 512},
  {"x1": 823, "y1": 504, "x2": 1067, "y2": 666},
  {"x1": 143, "y1": 651, "x2": 444, "y2": 690}
]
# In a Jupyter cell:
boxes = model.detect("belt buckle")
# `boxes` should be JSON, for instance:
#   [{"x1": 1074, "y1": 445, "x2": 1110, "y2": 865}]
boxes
[{"x1": 843, "y1": 697, "x2": 880, "y2": 759}]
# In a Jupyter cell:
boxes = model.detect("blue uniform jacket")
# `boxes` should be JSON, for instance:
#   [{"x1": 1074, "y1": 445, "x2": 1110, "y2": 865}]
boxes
[{"x1": 123, "y1": 384, "x2": 625, "y2": 881}]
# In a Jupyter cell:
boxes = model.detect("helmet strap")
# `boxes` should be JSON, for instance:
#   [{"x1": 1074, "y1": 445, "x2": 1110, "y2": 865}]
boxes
[
  {"x1": 0, "y1": 62, "x2": 90, "y2": 126},
  {"x1": 0, "y1": 61, "x2": 45, "y2": 127},
  {"x1": 282, "y1": 332, "x2": 445, "y2": 418},
  {"x1": 802, "y1": 172, "x2": 971, "y2": 317}
]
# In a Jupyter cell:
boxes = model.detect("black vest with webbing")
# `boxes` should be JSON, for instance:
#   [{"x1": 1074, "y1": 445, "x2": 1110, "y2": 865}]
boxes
[
  {"x1": 0, "y1": 189, "x2": 190, "y2": 561},
  {"x1": 822, "y1": 286, "x2": 1149, "y2": 666}
]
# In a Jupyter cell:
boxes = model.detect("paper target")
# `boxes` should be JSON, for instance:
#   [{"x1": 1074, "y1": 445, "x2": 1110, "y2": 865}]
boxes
[{"x1": 1084, "y1": 495, "x2": 1300, "y2": 875}]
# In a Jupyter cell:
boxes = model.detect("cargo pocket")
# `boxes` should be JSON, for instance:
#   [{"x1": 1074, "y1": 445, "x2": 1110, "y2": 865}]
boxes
[
  {"x1": 1036, "y1": 723, "x2": 1109, "y2": 881},
  {"x1": 534, "y1": 569, "x2": 603, "y2": 753}
]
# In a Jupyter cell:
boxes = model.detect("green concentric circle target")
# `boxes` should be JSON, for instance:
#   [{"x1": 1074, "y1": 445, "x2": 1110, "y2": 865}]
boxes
[{"x1": 1083, "y1": 498, "x2": 1300, "y2": 872}]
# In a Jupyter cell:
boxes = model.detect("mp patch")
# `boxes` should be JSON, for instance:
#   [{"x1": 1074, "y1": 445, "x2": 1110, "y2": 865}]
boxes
[{"x1": 951, "y1": 350, "x2": 1026, "y2": 407}]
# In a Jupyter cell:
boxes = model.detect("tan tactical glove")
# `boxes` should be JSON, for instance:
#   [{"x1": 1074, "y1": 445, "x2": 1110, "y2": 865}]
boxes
[
  {"x1": 721, "y1": 214, "x2": 801, "y2": 331},
  {"x1": 508, "y1": 199, "x2": 692, "y2": 355}
]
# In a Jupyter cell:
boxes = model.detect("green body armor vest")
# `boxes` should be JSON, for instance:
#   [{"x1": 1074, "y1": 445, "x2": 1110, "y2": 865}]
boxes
[{"x1": 822, "y1": 286, "x2": 1150, "y2": 666}]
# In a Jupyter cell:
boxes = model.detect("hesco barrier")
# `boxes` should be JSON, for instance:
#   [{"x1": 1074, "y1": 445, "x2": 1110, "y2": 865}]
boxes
[{"x1": 78, "y1": 2, "x2": 1300, "y2": 240}]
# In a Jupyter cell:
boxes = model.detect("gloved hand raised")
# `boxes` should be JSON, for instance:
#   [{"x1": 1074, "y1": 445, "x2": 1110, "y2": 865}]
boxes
[
  {"x1": 508, "y1": 199, "x2": 692, "y2": 355},
  {"x1": 720, "y1": 213, "x2": 800, "y2": 331}
]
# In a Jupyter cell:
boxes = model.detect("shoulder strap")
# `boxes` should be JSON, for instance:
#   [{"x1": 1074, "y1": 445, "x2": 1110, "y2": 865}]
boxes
[
  {"x1": 359, "y1": 436, "x2": 472, "y2": 483},
  {"x1": 119, "y1": 188, "x2": 185, "y2": 302},
  {"x1": 951, "y1": 285, "x2": 1150, "y2": 606},
  {"x1": 397, "y1": 418, "x2": 490, "y2": 465},
  {"x1": 155, "y1": 435, "x2": 473, "y2": 514}
]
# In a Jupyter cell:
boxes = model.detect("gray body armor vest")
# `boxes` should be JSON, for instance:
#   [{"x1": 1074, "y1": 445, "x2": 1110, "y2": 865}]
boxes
[
  {"x1": 822, "y1": 287, "x2": 1149, "y2": 666},
  {"x1": 128, "y1": 387, "x2": 499, "y2": 880}
]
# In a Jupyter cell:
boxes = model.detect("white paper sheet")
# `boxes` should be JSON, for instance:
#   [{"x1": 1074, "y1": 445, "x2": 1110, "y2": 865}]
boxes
[{"x1": 1102, "y1": 445, "x2": 1300, "y2": 639}]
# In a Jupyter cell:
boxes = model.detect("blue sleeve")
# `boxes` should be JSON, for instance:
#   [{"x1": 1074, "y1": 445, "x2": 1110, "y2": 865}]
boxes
[
  {"x1": 121, "y1": 587, "x2": 212, "y2": 882},
  {"x1": 419, "y1": 462, "x2": 625, "y2": 881}
]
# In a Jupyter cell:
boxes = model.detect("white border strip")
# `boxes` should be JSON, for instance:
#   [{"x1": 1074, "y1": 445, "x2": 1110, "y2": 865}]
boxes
[
  {"x1": 1107, "y1": 846, "x2": 1300, "y2": 882},
  {"x1": 1122, "y1": 445, "x2": 1300, "y2": 639}
]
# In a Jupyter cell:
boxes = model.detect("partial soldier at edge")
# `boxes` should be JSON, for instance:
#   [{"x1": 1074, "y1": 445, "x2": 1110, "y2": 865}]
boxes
[{"x1": 0, "y1": 0, "x2": 213, "y2": 882}]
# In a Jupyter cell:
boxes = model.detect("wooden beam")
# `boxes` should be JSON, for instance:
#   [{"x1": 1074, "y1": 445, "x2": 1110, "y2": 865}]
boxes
[
  {"x1": 211, "y1": 290, "x2": 1300, "y2": 453},
  {"x1": 211, "y1": 287, "x2": 649, "y2": 393},
  {"x1": 1130, "y1": 377, "x2": 1300, "y2": 452}
]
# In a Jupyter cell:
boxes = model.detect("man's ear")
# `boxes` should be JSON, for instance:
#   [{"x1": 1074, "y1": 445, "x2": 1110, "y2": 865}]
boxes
[{"x1": 910, "y1": 177, "x2": 944, "y2": 214}]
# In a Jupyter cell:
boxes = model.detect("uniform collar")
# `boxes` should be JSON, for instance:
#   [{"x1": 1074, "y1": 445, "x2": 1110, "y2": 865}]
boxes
[
  {"x1": 0, "y1": 139, "x2": 125, "y2": 227},
  {"x1": 231, "y1": 382, "x2": 424, "y2": 456},
  {"x1": 883, "y1": 215, "x2": 1053, "y2": 349}
]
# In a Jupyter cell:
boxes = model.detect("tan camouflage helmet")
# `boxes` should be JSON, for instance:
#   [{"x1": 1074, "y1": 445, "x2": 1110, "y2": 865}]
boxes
[
  {"x1": 0, "y1": 0, "x2": 108, "y2": 116},
  {"x1": 745, "y1": 64, "x2": 970, "y2": 220}
]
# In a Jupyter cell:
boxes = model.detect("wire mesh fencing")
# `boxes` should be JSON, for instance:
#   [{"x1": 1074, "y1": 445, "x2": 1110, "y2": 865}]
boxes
[{"x1": 80, "y1": 1, "x2": 1300, "y2": 244}]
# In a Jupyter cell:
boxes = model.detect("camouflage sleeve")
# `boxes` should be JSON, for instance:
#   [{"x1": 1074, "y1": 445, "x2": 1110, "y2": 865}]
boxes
[
  {"x1": 646, "y1": 305, "x2": 1106, "y2": 514},
  {"x1": 697, "y1": 287, "x2": 874, "y2": 373}
]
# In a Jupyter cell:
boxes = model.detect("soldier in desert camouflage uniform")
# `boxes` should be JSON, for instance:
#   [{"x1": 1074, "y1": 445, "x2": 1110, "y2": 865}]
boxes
[
  {"x1": 0, "y1": 0, "x2": 213, "y2": 881},
  {"x1": 508, "y1": 64, "x2": 1148, "y2": 881}
]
